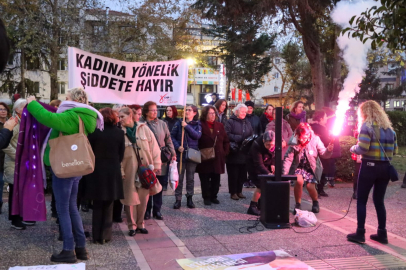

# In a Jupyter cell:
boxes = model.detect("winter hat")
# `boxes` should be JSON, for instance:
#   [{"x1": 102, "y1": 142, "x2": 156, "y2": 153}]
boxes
[
  {"x1": 263, "y1": 130, "x2": 275, "y2": 142},
  {"x1": 245, "y1": 100, "x2": 255, "y2": 108}
]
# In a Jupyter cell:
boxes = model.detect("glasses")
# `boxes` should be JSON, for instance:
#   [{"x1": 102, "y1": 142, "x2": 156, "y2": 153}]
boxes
[
  {"x1": 185, "y1": 109, "x2": 193, "y2": 112},
  {"x1": 0, "y1": 109, "x2": 7, "y2": 112},
  {"x1": 208, "y1": 112, "x2": 216, "y2": 115},
  {"x1": 149, "y1": 110, "x2": 158, "y2": 112}
]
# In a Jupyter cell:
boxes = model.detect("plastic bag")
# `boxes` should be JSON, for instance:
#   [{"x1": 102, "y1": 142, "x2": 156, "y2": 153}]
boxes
[
  {"x1": 294, "y1": 209, "x2": 317, "y2": 227},
  {"x1": 169, "y1": 160, "x2": 179, "y2": 190}
]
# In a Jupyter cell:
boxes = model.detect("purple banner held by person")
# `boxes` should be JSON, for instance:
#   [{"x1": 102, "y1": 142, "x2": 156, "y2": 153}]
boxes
[{"x1": 12, "y1": 102, "x2": 57, "y2": 221}]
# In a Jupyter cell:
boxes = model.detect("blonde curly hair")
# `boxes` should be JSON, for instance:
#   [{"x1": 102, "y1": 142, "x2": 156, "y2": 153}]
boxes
[
  {"x1": 67, "y1": 87, "x2": 88, "y2": 104},
  {"x1": 358, "y1": 100, "x2": 393, "y2": 130}
]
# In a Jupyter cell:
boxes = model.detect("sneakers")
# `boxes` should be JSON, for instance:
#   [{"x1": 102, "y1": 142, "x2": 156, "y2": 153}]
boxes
[
  {"x1": 247, "y1": 201, "x2": 261, "y2": 216},
  {"x1": 22, "y1": 221, "x2": 36, "y2": 226},
  {"x1": 248, "y1": 180, "x2": 256, "y2": 188},
  {"x1": 11, "y1": 220, "x2": 26, "y2": 230},
  {"x1": 243, "y1": 182, "x2": 250, "y2": 188},
  {"x1": 312, "y1": 201, "x2": 320, "y2": 213},
  {"x1": 50, "y1": 250, "x2": 77, "y2": 263},
  {"x1": 370, "y1": 229, "x2": 388, "y2": 244},
  {"x1": 347, "y1": 228, "x2": 366, "y2": 244},
  {"x1": 329, "y1": 179, "x2": 335, "y2": 187},
  {"x1": 230, "y1": 194, "x2": 239, "y2": 200}
]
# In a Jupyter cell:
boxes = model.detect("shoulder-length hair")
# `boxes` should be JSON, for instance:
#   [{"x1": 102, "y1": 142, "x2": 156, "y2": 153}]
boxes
[
  {"x1": 142, "y1": 101, "x2": 157, "y2": 119},
  {"x1": 214, "y1": 99, "x2": 228, "y2": 113},
  {"x1": 358, "y1": 100, "x2": 392, "y2": 130},
  {"x1": 0, "y1": 102, "x2": 10, "y2": 117},
  {"x1": 200, "y1": 105, "x2": 217, "y2": 122},
  {"x1": 290, "y1": 100, "x2": 304, "y2": 113},
  {"x1": 187, "y1": 104, "x2": 199, "y2": 121},
  {"x1": 164, "y1": 105, "x2": 178, "y2": 118},
  {"x1": 265, "y1": 104, "x2": 274, "y2": 111},
  {"x1": 100, "y1": 107, "x2": 118, "y2": 125}
]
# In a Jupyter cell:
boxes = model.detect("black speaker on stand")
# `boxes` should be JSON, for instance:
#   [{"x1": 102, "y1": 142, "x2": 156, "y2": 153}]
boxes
[{"x1": 259, "y1": 107, "x2": 296, "y2": 229}]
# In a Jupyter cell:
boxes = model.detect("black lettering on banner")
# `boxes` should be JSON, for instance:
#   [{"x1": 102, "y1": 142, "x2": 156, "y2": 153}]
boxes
[
  {"x1": 152, "y1": 79, "x2": 159, "y2": 91},
  {"x1": 83, "y1": 57, "x2": 91, "y2": 69},
  {"x1": 80, "y1": 72, "x2": 86, "y2": 86},
  {"x1": 87, "y1": 73, "x2": 90, "y2": 86},
  {"x1": 108, "y1": 63, "x2": 118, "y2": 75},
  {"x1": 77, "y1": 54, "x2": 84, "y2": 68},
  {"x1": 165, "y1": 80, "x2": 173, "y2": 92},
  {"x1": 146, "y1": 65, "x2": 155, "y2": 77},
  {"x1": 171, "y1": 64, "x2": 179, "y2": 76},
  {"x1": 117, "y1": 80, "x2": 126, "y2": 91},
  {"x1": 109, "y1": 78, "x2": 117, "y2": 90},
  {"x1": 145, "y1": 80, "x2": 152, "y2": 91},
  {"x1": 103, "y1": 61, "x2": 109, "y2": 72},
  {"x1": 167, "y1": 65, "x2": 171, "y2": 76},
  {"x1": 100, "y1": 76, "x2": 109, "y2": 88},
  {"x1": 117, "y1": 66, "x2": 126, "y2": 78},
  {"x1": 138, "y1": 64, "x2": 147, "y2": 77},
  {"x1": 93, "y1": 58, "x2": 103, "y2": 71},
  {"x1": 125, "y1": 81, "x2": 133, "y2": 92},
  {"x1": 136, "y1": 80, "x2": 144, "y2": 91},
  {"x1": 154, "y1": 65, "x2": 161, "y2": 76},
  {"x1": 160, "y1": 64, "x2": 166, "y2": 76},
  {"x1": 132, "y1": 66, "x2": 140, "y2": 78},
  {"x1": 160, "y1": 79, "x2": 164, "y2": 92},
  {"x1": 91, "y1": 74, "x2": 99, "y2": 87}
]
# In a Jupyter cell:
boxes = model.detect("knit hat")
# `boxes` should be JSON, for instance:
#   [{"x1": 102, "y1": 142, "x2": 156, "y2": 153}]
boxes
[
  {"x1": 263, "y1": 130, "x2": 275, "y2": 142},
  {"x1": 245, "y1": 100, "x2": 255, "y2": 108}
]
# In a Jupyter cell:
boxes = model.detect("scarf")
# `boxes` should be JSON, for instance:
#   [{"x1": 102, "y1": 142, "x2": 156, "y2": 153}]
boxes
[
  {"x1": 126, "y1": 123, "x2": 137, "y2": 143},
  {"x1": 264, "y1": 112, "x2": 273, "y2": 122},
  {"x1": 207, "y1": 120, "x2": 215, "y2": 129},
  {"x1": 290, "y1": 110, "x2": 306, "y2": 123}
]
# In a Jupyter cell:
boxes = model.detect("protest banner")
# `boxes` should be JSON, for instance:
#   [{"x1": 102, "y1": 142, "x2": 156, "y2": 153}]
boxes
[
  {"x1": 68, "y1": 47, "x2": 188, "y2": 106},
  {"x1": 176, "y1": 250, "x2": 314, "y2": 270}
]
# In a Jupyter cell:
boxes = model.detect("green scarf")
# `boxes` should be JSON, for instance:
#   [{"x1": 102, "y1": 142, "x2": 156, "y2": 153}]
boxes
[{"x1": 126, "y1": 123, "x2": 137, "y2": 143}]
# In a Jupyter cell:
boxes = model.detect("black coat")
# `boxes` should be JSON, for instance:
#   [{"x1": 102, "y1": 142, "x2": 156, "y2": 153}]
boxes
[
  {"x1": 260, "y1": 114, "x2": 271, "y2": 133},
  {"x1": 163, "y1": 117, "x2": 180, "y2": 132},
  {"x1": 196, "y1": 121, "x2": 230, "y2": 174},
  {"x1": 83, "y1": 124, "x2": 125, "y2": 201},
  {"x1": 246, "y1": 113, "x2": 262, "y2": 136},
  {"x1": 247, "y1": 136, "x2": 275, "y2": 180},
  {"x1": 225, "y1": 114, "x2": 253, "y2": 164}
]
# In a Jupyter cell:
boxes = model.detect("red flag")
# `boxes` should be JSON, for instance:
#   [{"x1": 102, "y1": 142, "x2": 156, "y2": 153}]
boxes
[
  {"x1": 238, "y1": 89, "x2": 242, "y2": 102},
  {"x1": 231, "y1": 88, "x2": 236, "y2": 101},
  {"x1": 246, "y1": 92, "x2": 250, "y2": 101}
]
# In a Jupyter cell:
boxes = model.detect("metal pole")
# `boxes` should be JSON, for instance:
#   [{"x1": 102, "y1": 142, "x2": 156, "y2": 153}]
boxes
[{"x1": 274, "y1": 107, "x2": 282, "y2": 181}]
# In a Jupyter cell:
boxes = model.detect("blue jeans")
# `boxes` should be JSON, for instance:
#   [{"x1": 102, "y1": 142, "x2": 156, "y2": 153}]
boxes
[
  {"x1": 52, "y1": 170, "x2": 86, "y2": 251},
  {"x1": 0, "y1": 172, "x2": 3, "y2": 202}
]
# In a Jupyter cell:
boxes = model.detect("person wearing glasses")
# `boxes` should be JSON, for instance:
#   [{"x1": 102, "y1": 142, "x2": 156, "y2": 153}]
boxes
[
  {"x1": 283, "y1": 123, "x2": 333, "y2": 214},
  {"x1": 141, "y1": 101, "x2": 176, "y2": 220}
]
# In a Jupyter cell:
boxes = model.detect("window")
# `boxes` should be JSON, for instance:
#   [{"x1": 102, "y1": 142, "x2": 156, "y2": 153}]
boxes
[
  {"x1": 202, "y1": 85, "x2": 214, "y2": 93},
  {"x1": 274, "y1": 86, "x2": 279, "y2": 92},
  {"x1": 207, "y1": 56, "x2": 217, "y2": 66},
  {"x1": 7, "y1": 54, "x2": 13, "y2": 65},
  {"x1": 26, "y1": 58, "x2": 40, "y2": 70},
  {"x1": 385, "y1": 100, "x2": 391, "y2": 108},
  {"x1": 274, "y1": 73, "x2": 279, "y2": 79},
  {"x1": 34, "y1": 82, "x2": 40, "y2": 94},
  {"x1": 58, "y1": 34, "x2": 65, "y2": 46},
  {"x1": 68, "y1": 35, "x2": 80, "y2": 47},
  {"x1": 93, "y1": 25, "x2": 105, "y2": 35},
  {"x1": 275, "y1": 58, "x2": 280, "y2": 64},
  {"x1": 58, "y1": 59, "x2": 66, "y2": 70},
  {"x1": 395, "y1": 100, "x2": 401, "y2": 107},
  {"x1": 386, "y1": 84, "x2": 394, "y2": 90},
  {"x1": 58, "y1": 82, "x2": 66, "y2": 94}
]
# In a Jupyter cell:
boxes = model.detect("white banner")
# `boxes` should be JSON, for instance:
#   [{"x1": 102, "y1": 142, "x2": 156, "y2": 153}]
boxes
[{"x1": 68, "y1": 47, "x2": 188, "y2": 105}]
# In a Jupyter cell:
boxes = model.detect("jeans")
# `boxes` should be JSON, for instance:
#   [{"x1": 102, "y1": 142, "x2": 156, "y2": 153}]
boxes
[
  {"x1": 175, "y1": 161, "x2": 197, "y2": 200},
  {"x1": 146, "y1": 175, "x2": 165, "y2": 214},
  {"x1": 52, "y1": 170, "x2": 86, "y2": 251},
  {"x1": 357, "y1": 160, "x2": 390, "y2": 230}
]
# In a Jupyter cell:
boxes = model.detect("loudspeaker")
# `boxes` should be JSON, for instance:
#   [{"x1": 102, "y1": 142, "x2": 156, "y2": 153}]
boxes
[{"x1": 259, "y1": 176, "x2": 292, "y2": 229}]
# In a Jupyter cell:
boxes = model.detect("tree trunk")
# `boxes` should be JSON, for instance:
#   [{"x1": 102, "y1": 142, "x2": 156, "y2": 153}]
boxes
[
  {"x1": 49, "y1": 0, "x2": 59, "y2": 101},
  {"x1": 329, "y1": 27, "x2": 343, "y2": 107},
  {"x1": 20, "y1": 49, "x2": 25, "y2": 98}
]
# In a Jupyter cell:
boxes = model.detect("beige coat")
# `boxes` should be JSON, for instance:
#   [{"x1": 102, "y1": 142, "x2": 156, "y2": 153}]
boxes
[
  {"x1": 3, "y1": 117, "x2": 20, "y2": 184},
  {"x1": 121, "y1": 122, "x2": 161, "y2": 206}
]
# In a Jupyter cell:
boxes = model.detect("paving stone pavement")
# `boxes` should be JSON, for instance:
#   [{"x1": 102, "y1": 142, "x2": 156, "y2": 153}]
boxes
[{"x1": 1, "y1": 174, "x2": 406, "y2": 270}]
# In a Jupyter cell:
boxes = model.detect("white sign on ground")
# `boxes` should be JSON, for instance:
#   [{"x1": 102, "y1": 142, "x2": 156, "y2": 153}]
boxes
[{"x1": 9, "y1": 262, "x2": 86, "y2": 270}]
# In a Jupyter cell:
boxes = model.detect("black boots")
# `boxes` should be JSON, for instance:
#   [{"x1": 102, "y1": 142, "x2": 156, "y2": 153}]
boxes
[
  {"x1": 0, "y1": 202, "x2": 2, "y2": 214},
  {"x1": 50, "y1": 250, "x2": 77, "y2": 263},
  {"x1": 173, "y1": 200, "x2": 181, "y2": 209},
  {"x1": 75, "y1": 247, "x2": 89, "y2": 260},
  {"x1": 186, "y1": 195, "x2": 195, "y2": 209},
  {"x1": 247, "y1": 201, "x2": 260, "y2": 216},
  {"x1": 347, "y1": 228, "x2": 366, "y2": 244},
  {"x1": 370, "y1": 229, "x2": 388, "y2": 244},
  {"x1": 312, "y1": 201, "x2": 320, "y2": 213}
]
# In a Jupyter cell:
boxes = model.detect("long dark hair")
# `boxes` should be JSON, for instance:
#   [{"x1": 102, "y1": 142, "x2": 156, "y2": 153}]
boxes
[
  {"x1": 187, "y1": 104, "x2": 199, "y2": 121},
  {"x1": 200, "y1": 105, "x2": 217, "y2": 122},
  {"x1": 214, "y1": 99, "x2": 228, "y2": 114},
  {"x1": 164, "y1": 105, "x2": 178, "y2": 118}
]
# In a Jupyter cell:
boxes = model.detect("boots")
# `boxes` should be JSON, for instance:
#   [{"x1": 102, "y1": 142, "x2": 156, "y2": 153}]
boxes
[
  {"x1": 247, "y1": 201, "x2": 260, "y2": 216},
  {"x1": 173, "y1": 200, "x2": 181, "y2": 209},
  {"x1": 0, "y1": 202, "x2": 2, "y2": 214},
  {"x1": 186, "y1": 195, "x2": 195, "y2": 209},
  {"x1": 50, "y1": 250, "x2": 77, "y2": 263},
  {"x1": 347, "y1": 228, "x2": 366, "y2": 244},
  {"x1": 257, "y1": 198, "x2": 261, "y2": 210},
  {"x1": 293, "y1": 203, "x2": 301, "y2": 215},
  {"x1": 75, "y1": 247, "x2": 89, "y2": 260},
  {"x1": 312, "y1": 201, "x2": 320, "y2": 213},
  {"x1": 370, "y1": 229, "x2": 388, "y2": 244}
]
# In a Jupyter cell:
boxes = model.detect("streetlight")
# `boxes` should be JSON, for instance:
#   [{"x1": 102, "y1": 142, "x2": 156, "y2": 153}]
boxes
[{"x1": 187, "y1": 58, "x2": 196, "y2": 66}]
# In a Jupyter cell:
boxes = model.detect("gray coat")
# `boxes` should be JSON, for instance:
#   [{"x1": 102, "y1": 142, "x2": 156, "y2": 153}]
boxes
[
  {"x1": 282, "y1": 131, "x2": 332, "y2": 182},
  {"x1": 3, "y1": 118, "x2": 20, "y2": 184},
  {"x1": 140, "y1": 117, "x2": 175, "y2": 175}
]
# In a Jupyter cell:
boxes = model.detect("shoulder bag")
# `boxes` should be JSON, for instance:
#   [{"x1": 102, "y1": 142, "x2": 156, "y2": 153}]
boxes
[
  {"x1": 184, "y1": 131, "x2": 201, "y2": 164},
  {"x1": 130, "y1": 137, "x2": 158, "y2": 189},
  {"x1": 49, "y1": 116, "x2": 95, "y2": 178},
  {"x1": 200, "y1": 136, "x2": 217, "y2": 161},
  {"x1": 147, "y1": 121, "x2": 172, "y2": 163},
  {"x1": 371, "y1": 128, "x2": 399, "y2": 182}
]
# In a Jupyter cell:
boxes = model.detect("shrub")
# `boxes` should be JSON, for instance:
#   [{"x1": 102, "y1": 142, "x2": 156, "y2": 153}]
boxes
[
  {"x1": 335, "y1": 135, "x2": 357, "y2": 181},
  {"x1": 387, "y1": 111, "x2": 406, "y2": 146}
]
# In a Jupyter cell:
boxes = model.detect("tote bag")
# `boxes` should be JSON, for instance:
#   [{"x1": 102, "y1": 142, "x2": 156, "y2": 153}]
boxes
[{"x1": 49, "y1": 116, "x2": 95, "y2": 178}]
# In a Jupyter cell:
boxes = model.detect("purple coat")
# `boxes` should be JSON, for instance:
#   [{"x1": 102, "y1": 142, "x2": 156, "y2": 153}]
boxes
[{"x1": 12, "y1": 103, "x2": 56, "y2": 221}]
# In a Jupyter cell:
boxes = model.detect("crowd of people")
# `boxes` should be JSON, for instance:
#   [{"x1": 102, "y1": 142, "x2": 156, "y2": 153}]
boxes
[{"x1": 0, "y1": 88, "x2": 401, "y2": 263}]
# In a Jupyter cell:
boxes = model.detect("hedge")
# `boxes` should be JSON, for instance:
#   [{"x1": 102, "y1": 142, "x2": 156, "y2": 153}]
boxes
[
  {"x1": 335, "y1": 136, "x2": 357, "y2": 181},
  {"x1": 387, "y1": 111, "x2": 406, "y2": 146}
]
